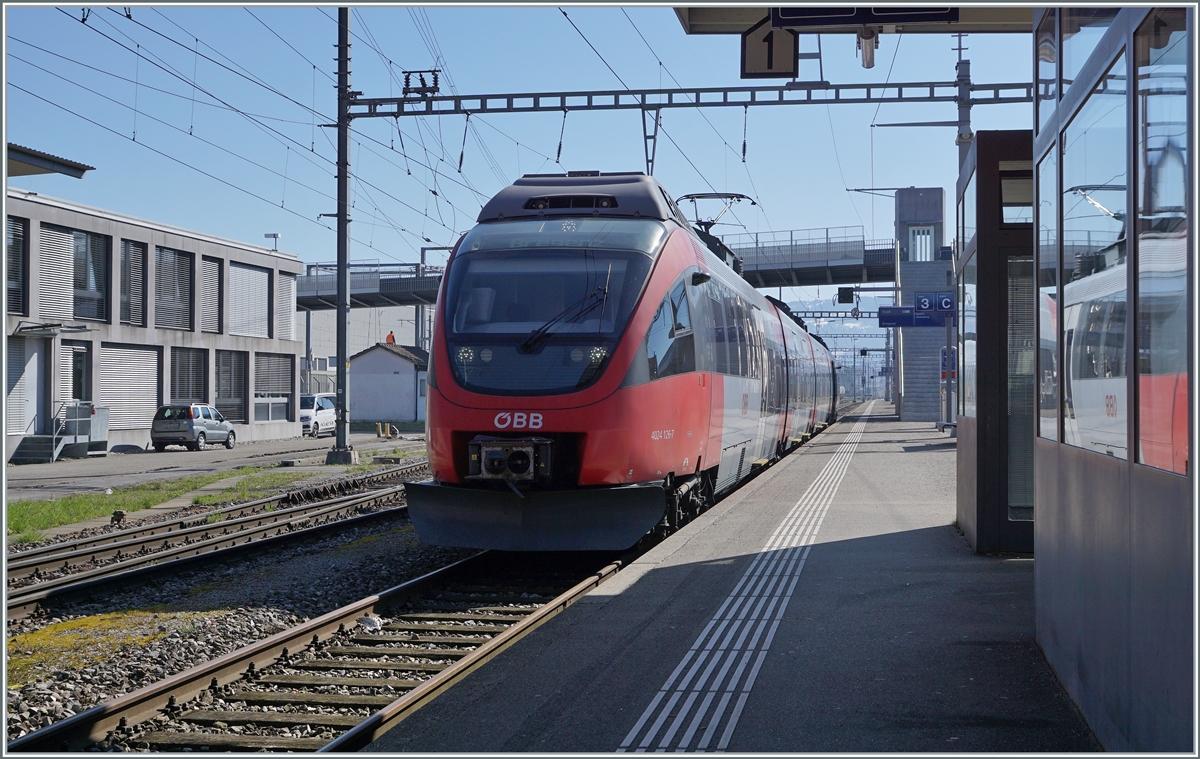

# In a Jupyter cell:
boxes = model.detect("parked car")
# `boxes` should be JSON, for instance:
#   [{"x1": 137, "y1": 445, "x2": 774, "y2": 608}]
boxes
[
  {"x1": 151, "y1": 404, "x2": 236, "y2": 451},
  {"x1": 300, "y1": 393, "x2": 337, "y2": 438}
]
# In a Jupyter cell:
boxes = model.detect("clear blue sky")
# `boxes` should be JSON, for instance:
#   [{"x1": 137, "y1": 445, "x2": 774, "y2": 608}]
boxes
[{"x1": 5, "y1": 6, "x2": 1032, "y2": 358}]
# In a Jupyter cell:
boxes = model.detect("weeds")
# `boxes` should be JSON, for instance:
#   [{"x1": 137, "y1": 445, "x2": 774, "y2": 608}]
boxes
[
  {"x1": 192, "y1": 470, "x2": 313, "y2": 507},
  {"x1": 6, "y1": 468, "x2": 260, "y2": 535}
]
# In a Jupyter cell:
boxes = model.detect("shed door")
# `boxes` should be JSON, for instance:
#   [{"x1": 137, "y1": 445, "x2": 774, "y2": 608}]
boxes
[{"x1": 100, "y1": 345, "x2": 159, "y2": 430}]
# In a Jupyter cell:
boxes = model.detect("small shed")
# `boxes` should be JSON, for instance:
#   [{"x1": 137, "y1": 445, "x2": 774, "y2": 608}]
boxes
[{"x1": 348, "y1": 343, "x2": 429, "y2": 424}]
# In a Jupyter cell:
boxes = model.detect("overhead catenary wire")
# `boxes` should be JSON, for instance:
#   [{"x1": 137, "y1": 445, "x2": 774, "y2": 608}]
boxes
[
  {"x1": 63, "y1": 11, "x2": 469, "y2": 239},
  {"x1": 621, "y1": 8, "x2": 768, "y2": 228}
]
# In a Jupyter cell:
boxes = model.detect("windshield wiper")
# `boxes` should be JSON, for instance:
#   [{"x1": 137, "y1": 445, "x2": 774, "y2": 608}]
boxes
[{"x1": 519, "y1": 286, "x2": 608, "y2": 354}]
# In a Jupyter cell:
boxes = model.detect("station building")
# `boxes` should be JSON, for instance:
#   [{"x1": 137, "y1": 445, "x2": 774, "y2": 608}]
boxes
[
  {"x1": 5, "y1": 188, "x2": 304, "y2": 459},
  {"x1": 675, "y1": 5, "x2": 1194, "y2": 751}
]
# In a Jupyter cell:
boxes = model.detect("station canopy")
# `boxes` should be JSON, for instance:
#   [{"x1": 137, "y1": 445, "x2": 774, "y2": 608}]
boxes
[{"x1": 673, "y1": 7, "x2": 1032, "y2": 35}]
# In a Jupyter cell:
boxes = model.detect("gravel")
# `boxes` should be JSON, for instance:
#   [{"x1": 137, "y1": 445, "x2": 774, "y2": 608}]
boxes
[{"x1": 6, "y1": 510, "x2": 475, "y2": 743}]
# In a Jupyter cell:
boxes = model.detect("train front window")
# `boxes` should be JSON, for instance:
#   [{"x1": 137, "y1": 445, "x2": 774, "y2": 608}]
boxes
[{"x1": 444, "y1": 218, "x2": 662, "y2": 395}]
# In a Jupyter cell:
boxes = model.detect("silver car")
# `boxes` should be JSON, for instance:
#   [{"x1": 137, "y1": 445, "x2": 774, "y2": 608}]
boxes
[{"x1": 151, "y1": 404, "x2": 236, "y2": 452}]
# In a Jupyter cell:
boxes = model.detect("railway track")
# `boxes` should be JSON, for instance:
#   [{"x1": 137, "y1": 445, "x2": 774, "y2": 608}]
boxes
[
  {"x1": 6, "y1": 461, "x2": 430, "y2": 621},
  {"x1": 6, "y1": 551, "x2": 622, "y2": 752}
]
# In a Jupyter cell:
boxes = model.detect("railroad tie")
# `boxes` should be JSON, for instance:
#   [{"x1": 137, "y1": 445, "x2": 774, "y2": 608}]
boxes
[
  {"x1": 255, "y1": 674, "x2": 421, "y2": 690},
  {"x1": 141, "y1": 733, "x2": 328, "y2": 752},
  {"x1": 293, "y1": 659, "x2": 449, "y2": 673}
]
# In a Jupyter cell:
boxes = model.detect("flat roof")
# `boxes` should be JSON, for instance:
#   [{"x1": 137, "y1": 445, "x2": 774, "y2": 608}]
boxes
[
  {"x1": 6, "y1": 187, "x2": 301, "y2": 266},
  {"x1": 7, "y1": 143, "x2": 95, "y2": 178}
]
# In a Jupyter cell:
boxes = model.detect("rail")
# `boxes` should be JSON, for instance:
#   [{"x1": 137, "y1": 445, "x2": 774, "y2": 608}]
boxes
[
  {"x1": 6, "y1": 461, "x2": 431, "y2": 620},
  {"x1": 7, "y1": 552, "x2": 625, "y2": 752}
]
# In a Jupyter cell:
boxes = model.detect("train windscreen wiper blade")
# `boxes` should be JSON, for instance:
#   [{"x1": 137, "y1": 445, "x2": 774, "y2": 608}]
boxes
[{"x1": 519, "y1": 286, "x2": 607, "y2": 354}]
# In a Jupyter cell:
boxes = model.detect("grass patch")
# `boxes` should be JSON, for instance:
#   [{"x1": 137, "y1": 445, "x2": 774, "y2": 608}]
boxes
[
  {"x1": 6, "y1": 468, "x2": 260, "y2": 535},
  {"x1": 192, "y1": 470, "x2": 314, "y2": 507},
  {"x1": 6, "y1": 610, "x2": 213, "y2": 688},
  {"x1": 10, "y1": 529, "x2": 45, "y2": 545}
]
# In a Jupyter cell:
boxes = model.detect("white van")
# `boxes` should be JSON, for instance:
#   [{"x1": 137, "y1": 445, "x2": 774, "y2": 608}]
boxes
[{"x1": 300, "y1": 393, "x2": 337, "y2": 437}]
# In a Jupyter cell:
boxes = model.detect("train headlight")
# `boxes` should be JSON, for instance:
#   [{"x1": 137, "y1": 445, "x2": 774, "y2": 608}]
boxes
[
  {"x1": 458, "y1": 347, "x2": 476, "y2": 364},
  {"x1": 507, "y1": 450, "x2": 531, "y2": 475},
  {"x1": 570, "y1": 348, "x2": 584, "y2": 363},
  {"x1": 589, "y1": 346, "x2": 608, "y2": 364},
  {"x1": 483, "y1": 450, "x2": 508, "y2": 475},
  {"x1": 480, "y1": 348, "x2": 493, "y2": 363}
]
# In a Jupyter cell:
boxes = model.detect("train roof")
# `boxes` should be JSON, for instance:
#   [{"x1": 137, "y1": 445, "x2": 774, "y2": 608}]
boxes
[{"x1": 477, "y1": 172, "x2": 686, "y2": 224}]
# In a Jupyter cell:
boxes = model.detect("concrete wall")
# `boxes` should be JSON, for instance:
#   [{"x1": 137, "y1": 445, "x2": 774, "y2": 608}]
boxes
[
  {"x1": 5, "y1": 189, "x2": 304, "y2": 456},
  {"x1": 347, "y1": 348, "x2": 420, "y2": 424},
  {"x1": 897, "y1": 260, "x2": 953, "y2": 422}
]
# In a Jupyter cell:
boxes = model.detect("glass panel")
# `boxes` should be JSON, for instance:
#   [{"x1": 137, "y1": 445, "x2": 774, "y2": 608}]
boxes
[
  {"x1": 1008, "y1": 258, "x2": 1035, "y2": 520},
  {"x1": 959, "y1": 252, "x2": 977, "y2": 417},
  {"x1": 1037, "y1": 11, "x2": 1058, "y2": 133},
  {"x1": 1037, "y1": 150, "x2": 1060, "y2": 440},
  {"x1": 962, "y1": 171, "x2": 977, "y2": 249},
  {"x1": 1062, "y1": 9, "x2": 1120, "y2": 94},
  {"x1": 1135, "y1": 10, "x2": 1189, "y2": 475},
  {"x1": 1062, "y1": 54, "x2": 1128, "y2": 459},
  {"x1": 73, "y1": 231, "x2": 109, "y2": 321}
]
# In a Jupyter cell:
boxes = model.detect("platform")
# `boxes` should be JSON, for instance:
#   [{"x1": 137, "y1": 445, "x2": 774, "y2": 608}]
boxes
[{"x1": 366, "y1": 402, "x2": 1098, "y2": 752}]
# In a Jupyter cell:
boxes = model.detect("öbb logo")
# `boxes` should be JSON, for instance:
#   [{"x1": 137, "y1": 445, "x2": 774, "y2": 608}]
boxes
[{"x1": 493, "y1": 412, "x2": 544, "y2": 429}]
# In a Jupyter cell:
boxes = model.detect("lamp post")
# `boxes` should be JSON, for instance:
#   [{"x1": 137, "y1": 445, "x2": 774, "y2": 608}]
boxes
[{"x1": 264, "y1": 232, "x2": 280, "y2": 251}]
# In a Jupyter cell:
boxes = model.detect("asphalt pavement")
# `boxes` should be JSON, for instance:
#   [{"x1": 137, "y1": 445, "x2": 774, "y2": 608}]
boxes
[
  {"x1": 364, "y1": 402, "x2": 1100, "y2": 753},
  {"x1": 5, "y1": 433, "x2": 426, "y2": 503}
]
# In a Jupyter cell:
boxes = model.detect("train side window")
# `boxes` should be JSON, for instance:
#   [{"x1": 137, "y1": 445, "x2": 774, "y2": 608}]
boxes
[
  {"x1": 710, "y1": 289, "x2": 730, "y2": 374},
  {"x1": 645, "y1": 281, "x2": 696, "y2": 381}
]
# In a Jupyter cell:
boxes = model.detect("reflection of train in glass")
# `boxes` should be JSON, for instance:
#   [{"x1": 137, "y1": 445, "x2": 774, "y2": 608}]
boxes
[
  {"x1": 1058, "y1": 231, "x2": 1188, "y2": 470},
  {"x1": 1132, "y1": 232, "x2": 1189, "y2": 472},
  {"x1": 406, "y1": 173, "x2": 838, "y2": 551}
]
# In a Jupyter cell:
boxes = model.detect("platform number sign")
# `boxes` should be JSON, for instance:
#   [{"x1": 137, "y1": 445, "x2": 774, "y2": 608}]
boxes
[
  {"x1": 936, "y1": 292, "x2": 955, "y2": 312},
  {"x1": 914, "y1": 292, "x2": 936, "y2": 312},
  {"x1": 741, "y1": 17, "x2": 799, "y2": 79}
]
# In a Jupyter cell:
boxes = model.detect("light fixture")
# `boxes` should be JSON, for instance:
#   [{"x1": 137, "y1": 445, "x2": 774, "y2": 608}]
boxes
[
  {"x1": 857, "y1": 29, "x2": 879, "y2": 69},
  {"x1": 264, "y1": 232, "x2": 281, "y2": 251}
]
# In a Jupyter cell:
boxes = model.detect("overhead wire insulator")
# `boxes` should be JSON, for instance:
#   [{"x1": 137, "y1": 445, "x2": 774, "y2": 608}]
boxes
[
  {"x1": 742, "y1": 105, "x2": 748, "y2": 163},
  {"x1": 458, "y1": 113, "x2": 471, "y2": 173},
  {"x1": 556, "y1": 109, "x2": 568, "y2": 164}
]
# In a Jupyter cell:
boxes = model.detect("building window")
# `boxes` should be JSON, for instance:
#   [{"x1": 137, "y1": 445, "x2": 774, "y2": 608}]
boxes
[
  {"x1": 120, "y1": 240, "x2": 147, "y2": 326},
  {"x1": 1037, "y1": 149, "x2": 1059, "y2": 440},
  {"x1": 99, "y1": 344, "x2": 160, "y2": 430},
  {"x1": 39, "y1": 223, "x2": 110, "y2": 322},
  {"x1": 171, "y1": 347, "x2": 208, "y2": 404},
  {"x1": 155, "y1": 246, "x2": 193, "y2": 330},
  {"x1": 7, "y1": 216, "x2": 28, "y2": 316},
  {"x1": 1000, "y1": 168, "x2": 1033, "y2": 225},
  {"x1": 216, "y1": 350, "x2": 248, "y2": 423},
  {"x1": 277, "y1": 272, "x2": 295, "y2": 340},
  {"x1": 200, "y1": 257, "x2": 221, "y2": 333},
  {"x1": 908, "y1": 226, "x2": 934, "y2": 261},
  {"x1": 1061, "y1": 53, "x2": 1127, "y2": 460},
  {"x1": 1036, "y1": 11, "x2": 1057, "y2": 134},
  {"x1": 1061, "y1": 8, "x2": 1120, "y2": 94},
  {"x1": 254, "y1": 352, "x2": 293, "y2": 421},
  {"x1": 229, "y1": 262, "x2": 270, "y2": 337},
  {"x1": 1135, "y1": 9, "x2": 1189, "y2": 476}
]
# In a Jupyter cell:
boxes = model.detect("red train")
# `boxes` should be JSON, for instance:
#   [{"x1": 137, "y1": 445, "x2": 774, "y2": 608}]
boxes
[{"x1": 406, "y1": 172, "x2": 838, "y2": 550}]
